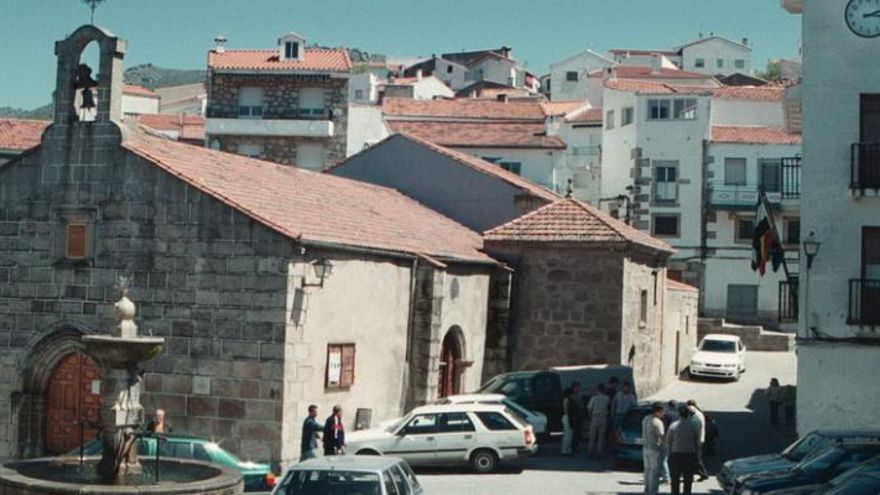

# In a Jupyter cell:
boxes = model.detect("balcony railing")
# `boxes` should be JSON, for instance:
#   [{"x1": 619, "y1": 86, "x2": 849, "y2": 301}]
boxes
[
  {"x1": 205, "y1": 117, "x2": 334, "y2": 138},
  {"x1": 851, "y1": 143, "x2": 880, "y2": 190},
  {"x1": 780, "y1": 156, "x2": 801, "y2": 199},
  {"x1": 709, "y1": 186, "x2": 781, "y2": 208},
  {"x1": 848, "y1": 279, "x2": 880, "y2": 325},
  {"x1": 778, "y1": 278, "x2": 798, "y2": 323}
]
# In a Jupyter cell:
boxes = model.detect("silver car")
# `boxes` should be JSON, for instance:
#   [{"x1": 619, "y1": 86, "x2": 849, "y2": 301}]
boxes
[{"x1": 272, "y1": 456, "x2": 422, "y2": 495}]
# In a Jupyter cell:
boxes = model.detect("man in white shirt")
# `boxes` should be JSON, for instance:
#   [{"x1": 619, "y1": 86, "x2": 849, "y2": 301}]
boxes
[
  {"x1": 586, "y1": 385, "x2": 610, "y2": 458},
  {"x1": 642, "y1": 402, "x2": 666, "y2": 495},
  {"x1": 687, "y1": 400, "x2": 708, "y2": 481}
]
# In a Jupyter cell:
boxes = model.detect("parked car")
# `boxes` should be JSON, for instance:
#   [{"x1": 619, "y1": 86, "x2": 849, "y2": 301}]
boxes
[
  {"x1": 69, "y1": 434, "x2": 275, "y2": 492},
  {"x1": 437, "y1": 393, "x2": 548, "y2": 436},
  {"x1": 346, "y1": 403, "x2": 537, "y2": 473},
  {"x1": 809, "y1": 454, "x2": 880, "y2": 495},
  {"x1": 612, "y1": 401, "x2": 719, "y2": 465},
  {"x1": 272, "y1": 456, "x2": 422, "y2": 495},
  {"x1": 689, "y1": 334, "x2": 747, "y2": 381},
  {"x1": 731, "y1": 443, "x2": 880, "y2": 495},
  {"x1": 477, "y1": 364, "x2": 633, "y2": 432},
  {"x1": 717, "y1": 429, "x2": 880, "y2": 493}
]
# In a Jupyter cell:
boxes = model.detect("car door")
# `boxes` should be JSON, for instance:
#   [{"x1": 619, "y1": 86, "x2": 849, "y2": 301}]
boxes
[
  {"x1": 385, "y1": 414, "x2": 438, "y2": 465},
  {"x1": 433, "y1": 412, "x2": 476, "y2": 464}
]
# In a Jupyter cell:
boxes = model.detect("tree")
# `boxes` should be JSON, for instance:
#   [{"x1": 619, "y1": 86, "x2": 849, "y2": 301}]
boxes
[{"x1": 757, "y1": 60, "x2": 783, "y2": 82}]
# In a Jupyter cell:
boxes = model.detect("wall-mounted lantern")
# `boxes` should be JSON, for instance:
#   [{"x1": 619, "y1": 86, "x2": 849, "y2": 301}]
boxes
[
  {"x1": 301, "y1": 258, "x2": 334, "y2": 288},
  {"x1": 802, "y1": 231, "x2": 821, "y2": 270}
]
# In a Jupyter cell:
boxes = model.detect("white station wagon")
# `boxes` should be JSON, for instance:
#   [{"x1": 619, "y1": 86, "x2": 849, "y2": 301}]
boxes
[
  {"x1": 437, "y1": 393, "x2": 549, "y2": 436},
  {"x1": 346, "y1": 403, "x2": 537, "y2": 473},
  {"x1": 689, "y1": 334, "x2": 747, "y2": 381}
]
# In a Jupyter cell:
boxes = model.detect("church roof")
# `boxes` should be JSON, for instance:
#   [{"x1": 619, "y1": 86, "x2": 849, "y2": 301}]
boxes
[{"x1": 122, "y1": 131, "x2": 493, "y2": 264}]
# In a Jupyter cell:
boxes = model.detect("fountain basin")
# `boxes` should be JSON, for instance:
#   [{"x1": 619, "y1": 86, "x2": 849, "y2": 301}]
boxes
[
  {"x1": 81, "y1": 335, "x2": 164, "y2": 368},
  {"x1": 0, "y1": 457, "x2": 243, "y2": 494}
]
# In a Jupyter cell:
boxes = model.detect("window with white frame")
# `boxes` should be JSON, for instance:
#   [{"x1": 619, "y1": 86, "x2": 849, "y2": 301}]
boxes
[
  {"x1": 284, "y1": 41, "x2": 300, "y2": 60},
  {"x1": 606, "y1": 110, "x2": 615, "y2": 130},
  {"x1": 735, "y1": 59, "x2": 746, "y2": 70},
  {"x1": 735, "y1": 216, "x2": 755, "y2": 243},
  {"x1": 298, "y1": 88, "x2": 326, "y2": 118},
  {"x1": 652, "y1": 214, "x2": 680, "y2": 237},
  {"x1": 724, "y1": 157, "x2": 748, "y2": 186},
  {"x1": 566, "y1": 71, "x2": 578, "y2": 81},
  {"x1": 653, "y1": 161, "x2": 678, "y2": 203},
  {"x1": 695, "y1": 58, "x2": 705, "y2": 68},
  {"x1": 237, "y1": 87, "x2": 264, "y2": 119},
  {"x1": 647, "y1": 99, "x2": 671, "y2": 120},
  {"x1": 648, "y1": 98, "x2": 697, "y2": 120},
  {"x1": 621, "y1": 107, "x2": 634, "y2": 126},
  {"x1": 297, "y1": 143, "x2": 325, "y2": 170},
  {"x1": 673, "y1": 99, "x2": 698, "y2": 120}
]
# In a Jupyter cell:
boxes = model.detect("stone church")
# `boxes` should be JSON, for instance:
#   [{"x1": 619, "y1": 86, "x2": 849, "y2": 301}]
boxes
[{"x1": 0, "y1": 25, "x2": 505, "y2": 465}]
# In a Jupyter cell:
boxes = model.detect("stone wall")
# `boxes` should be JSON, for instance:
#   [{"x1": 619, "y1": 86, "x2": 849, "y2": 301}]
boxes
[
  {"x1": 663, "y1": 287, "x2": 700, "y2": 386},
  {"x1": 620, "y1": 255, "x2": 667, "y2": 398},
  {"x1": 484, "y1": 243, "x2": 626, "y2": 371},
  {"x1": 0, "y1": 142, "x2": 292, "y2": 462},
  {"x1": 698, "y1": 318, "x2": 794, "y2": 351},
  {"x1": 206, "y1": 73, "x2": 348, "y2": 168}
]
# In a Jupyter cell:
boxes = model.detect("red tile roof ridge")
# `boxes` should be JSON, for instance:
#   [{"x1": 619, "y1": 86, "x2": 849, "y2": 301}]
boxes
[
  {"x1": 0, "y1": 117, "x2": 51, "y2": 151},
  {"x1": 666, "y1": 277, "x2": 698, "y2": 292},
  {"x1": 710, "y1": 125, "x2": 802, "y2": 145}
]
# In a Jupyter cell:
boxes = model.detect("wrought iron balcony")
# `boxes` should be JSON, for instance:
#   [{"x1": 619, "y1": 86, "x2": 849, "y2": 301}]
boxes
[
  {"x1": 848, "y1": 279, "x2": 880, "y2": 325},
  {"x1": 778, "y1": 278, "x2": 798, "y2": 323},
  {"x1": 851, "y1": 143, "x2": 880, "y2": 190},
  {"x1": 709, "y1": 186, "x2": 780, "y2": 209}
]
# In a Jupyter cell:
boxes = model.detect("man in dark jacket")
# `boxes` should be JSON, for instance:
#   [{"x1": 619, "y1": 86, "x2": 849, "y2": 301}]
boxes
[
  {"x1": 323, "y1": 405, "x2": 346, "y2": 455},
  {"x1": 300, "y1": 404, "x2": 322, "y2": 460}
]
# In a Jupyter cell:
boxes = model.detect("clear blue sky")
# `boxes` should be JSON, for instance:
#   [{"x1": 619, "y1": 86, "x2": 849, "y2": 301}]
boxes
[{"x1": 0, "y1": 0, "x2": 800, "y2": 110}]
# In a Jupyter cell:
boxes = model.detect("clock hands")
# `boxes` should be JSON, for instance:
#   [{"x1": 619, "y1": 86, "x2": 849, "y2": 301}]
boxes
[{"x1": 863, "y1": 10, "x2": 880, "y2": 18}]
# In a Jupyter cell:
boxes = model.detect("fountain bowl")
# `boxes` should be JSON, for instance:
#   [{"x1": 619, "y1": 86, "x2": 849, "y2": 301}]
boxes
[
  {"x1": 0, "y1": 456, "x2": 243, "y2": 495},
  {"x1": 81, "y1": 335, "x2": 164, "y2": 368}
]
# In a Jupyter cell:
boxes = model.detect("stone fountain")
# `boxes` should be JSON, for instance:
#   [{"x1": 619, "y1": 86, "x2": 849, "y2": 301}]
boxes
[{"x1": 0, "y1": 287, "x2": 243, "y2": 494}]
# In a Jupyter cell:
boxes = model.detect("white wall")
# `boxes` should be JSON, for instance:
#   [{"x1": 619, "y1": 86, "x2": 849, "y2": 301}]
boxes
[
  {"x1": 467, "y1": 57, "x2": 518, "y2": 87},
  {"x1": 439, "y1": 271, "x2": 490, "y2": 393},
  {"x1": 796, "y1": 0, "x2": 880, "y2": 434},
  {"x1": 549, "y1": 50, "x2": 616, "y2": 101},
  {"x1": 711, "y1": 99, "x2": 785, "y2": 126},
  {"x1": 409, "y1": 77, "x2": 455, "y2": 100},
  {"x1": 455, "y1": 147, "x2": 562, "y2": 192},
  {"x1": 600, "y1": 89, "x2": 640, "y2": 201},
  {"x1": 433, "y1": 59, "x2": 468, "y2": 91},
  {"x1": 349, "y1": 72, "x2": 380, "y2": 105},
  {"x1": 122, "y1": 93, "x2": 160, "y2": 115},
  {"x1": 680, "y1": 37, "x2": 752, "y2": 76},
  {"x1": 346, "y1": 105, "x2": 390, "y2": 156},
  {"x1": 554, "y1": 120, "x2": 603, "y2": 204}
]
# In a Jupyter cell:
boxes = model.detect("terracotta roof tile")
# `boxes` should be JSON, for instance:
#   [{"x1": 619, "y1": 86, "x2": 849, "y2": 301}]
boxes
[
  {"x1": 208, "y1": 48, "x2": 352, "y2": 72},
  {"x1": 712, "y1": 85, "x2": 785, "y2": 101},
  {"x1": 565, "y1": 107, "x2": 603, "y2": 123},
  {"x1": 591, "y1": 65, "x2": 711, "y2": 80},
  {"x1": 604, "y1": 79, "x2": 715, "y2": 95},
  {"x1": 123, "y1": 84, "x2": 159, "y2": 98},
  {"x1": 666, "y1": 277, "x2": 698, "y2": 292},
  {"x1": 0, "y1": 118, "x2": 50, "y2": 151},
  {"x1": 540, "y1": 100, "x2": 589, "y2": 117},
  {"x1": 386, "y1": 121, "x2": 566, "y2": 149},
  {"x1": 382, "y1": 97, "x2": 546, "y2": 120},
  {"x1": 123, "y1": 131, "x2": 491, "y2": 263},
  {"x1": 484, "y1": 198, "x2": 674, "y2": 253},
  {"x1": 608, "y1": 48, "x2": 680, "y2": 56},
  {"x1": 136, "y1": 113, "x2": 205, "y2": 141},
  {"x1": 710, "y1": 125, "x2": 801, "y2": 145}
]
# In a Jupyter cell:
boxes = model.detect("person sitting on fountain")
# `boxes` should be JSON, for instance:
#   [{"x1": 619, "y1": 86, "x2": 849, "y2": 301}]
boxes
[{"x1": 146, "y1": 409, "x2": 172, "y2": 434}]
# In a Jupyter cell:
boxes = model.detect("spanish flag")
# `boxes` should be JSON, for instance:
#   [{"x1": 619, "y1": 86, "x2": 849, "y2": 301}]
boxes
[{"x1": 751, "y1": 195, "x2": 784, "y2": 276}]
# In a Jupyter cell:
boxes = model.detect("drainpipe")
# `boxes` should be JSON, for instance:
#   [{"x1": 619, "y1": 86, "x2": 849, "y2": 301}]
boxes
[{"x1": 699, "y1": 138, "x2": 710, "y2": 314}]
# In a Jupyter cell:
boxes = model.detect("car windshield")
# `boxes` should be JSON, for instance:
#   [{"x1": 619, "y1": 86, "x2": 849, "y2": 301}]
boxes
[
  {"x1": 700, "y1": 339, "x2": 736, "y2": 353},
  {"x1": 384, "y1": 417, "x2": 406, "y2": 433},
  {"x1": 797, "y1": 447, "x2": 846, "y2": 476},
  {"x1": 503, "y1": 407, "x2": 529, "y2": 428},
  {"x1": 502, "y1": 400, "x2": 531, "y2": 420},
  {"x1": 783, "y1": 432, "x2": 827, "y2": 462},
  {"x1": 276, "y1": 469, "x2": 382, "y2": 495}
]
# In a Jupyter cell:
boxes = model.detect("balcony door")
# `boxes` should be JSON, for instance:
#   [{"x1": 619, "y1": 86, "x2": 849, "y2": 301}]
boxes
[
  {"x1": 862, "y1": 227, "x2": 880, "y2": 323},
  {"x1": 862, "y1": 95, "x2": 880, "y2": 144},
  {"x1": 860, "y1": 95, "x2": 880, "y2": 188}
]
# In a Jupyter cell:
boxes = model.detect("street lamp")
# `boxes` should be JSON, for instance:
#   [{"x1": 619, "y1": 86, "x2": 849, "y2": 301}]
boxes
[
  {"x1": 802, "y1": 231, "x2": 821, "y2": 270},
  {"x1": 301, "y1": 258, "x2": 334, "y2": 288}
]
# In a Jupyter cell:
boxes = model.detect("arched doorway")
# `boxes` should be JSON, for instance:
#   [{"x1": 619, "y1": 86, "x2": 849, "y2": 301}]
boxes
[
  {"x1": 44, "y1": 352, "x2": 102, "y2": 454},
  {"x1": 438, "y1": 328, "x2": 465, "y2": 398}
]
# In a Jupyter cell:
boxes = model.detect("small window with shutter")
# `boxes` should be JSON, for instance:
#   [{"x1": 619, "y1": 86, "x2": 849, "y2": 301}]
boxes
[
  {"x1": 326, "y1": 344, "x2": 355, "y2": 389},
  {"x1": 65, "y1": 223, "x2": 88, "y2": 259}
]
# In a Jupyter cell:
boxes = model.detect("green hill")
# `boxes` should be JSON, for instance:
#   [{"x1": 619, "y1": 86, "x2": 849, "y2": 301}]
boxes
[{"x1": 123, "y1": 63, "x2": 205, "y2": 89}]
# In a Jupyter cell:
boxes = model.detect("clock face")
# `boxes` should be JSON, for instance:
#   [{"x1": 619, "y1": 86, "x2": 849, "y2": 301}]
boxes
[{"x1": 846, "y1": 0, "x2": 880, "y2": 38}]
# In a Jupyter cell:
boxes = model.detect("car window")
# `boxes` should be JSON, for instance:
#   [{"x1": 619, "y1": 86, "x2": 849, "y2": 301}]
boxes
[
  {"x1": 784, "y1": 432, "x2": 826, "y2": 461},
  {"x1": 438, "y1": 412, "x2": 475, "y2": 433},
  {"x1": 499, "y1": 378, "x2": 532, "y2": 403},
  {"x1": 826, "y1": 475, "x2": 880, "y2": 495},
  {"x1": 192, "y1": 443, "x2": 212, "y2": 462},
  {"x1": 475, "y1": 412, "x2": 517, "y2": 431},
  {"x1": 382, "y1": 470, "x2": 398, "y2": 495},
  {"x1": 280, "y1": 470, "x2": 382, "y2": 495},
  {"x1": 397, "y1": 462, "x2": 420, "y2": 490},
  {"x1": 700, "y1": 339, "x2": 737, "y2": 353},
  {"x1": 799, "y1": 447, "x2": 847, "y2": 475},
  {"x1": 404, "y1": 414, "x2": 438, "y2": 435},
  {"x1": 388, "y1": 466, "x2": 410, "y2": 495}
]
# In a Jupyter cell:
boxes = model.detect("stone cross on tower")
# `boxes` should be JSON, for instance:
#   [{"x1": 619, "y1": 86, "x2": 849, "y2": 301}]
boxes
[{"x1": 82, "y1": 0, "x2": 107, "y2": 25}]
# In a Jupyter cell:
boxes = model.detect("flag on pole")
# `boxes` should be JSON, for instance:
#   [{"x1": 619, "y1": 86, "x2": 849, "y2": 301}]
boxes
[{"x1": 751, "y1": 195, "x2": 785, "y2": 276}]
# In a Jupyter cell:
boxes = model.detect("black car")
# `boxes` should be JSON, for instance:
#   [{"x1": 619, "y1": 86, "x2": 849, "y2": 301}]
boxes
[
  {"x1": 817, "y1": 454, "x2": 880, "y2": 495},
  {"x1": 732, "y1": 443, "x2": 880, "y2": 495}
]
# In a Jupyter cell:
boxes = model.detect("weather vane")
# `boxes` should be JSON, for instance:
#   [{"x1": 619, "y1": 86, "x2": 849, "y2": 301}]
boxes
[{"x1": 81, "y1": 0, "x2": 107, "y2": 25}]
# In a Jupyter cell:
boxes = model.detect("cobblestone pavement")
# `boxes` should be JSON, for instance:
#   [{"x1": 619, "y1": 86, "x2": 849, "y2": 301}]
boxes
[{"x1": 417, "y1": 351, "x2": 798, "y2": 495}]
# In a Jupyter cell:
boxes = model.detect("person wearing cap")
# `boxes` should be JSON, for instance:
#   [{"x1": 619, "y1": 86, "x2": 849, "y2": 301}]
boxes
[
  {"x1": 642, "y1": 402, "x2": 666, "y2": 495},
  {"x1": 666, "y1": 404, "x2": 700, "y2": 495},
  {"x1": 323, "y1": 405, "x2": 346, "y2": 455}
]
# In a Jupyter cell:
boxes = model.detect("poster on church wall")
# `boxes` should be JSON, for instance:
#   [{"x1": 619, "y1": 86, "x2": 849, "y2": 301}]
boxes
[{"x1": 327, "y1": 346, "x2": 342, "y2": 387}]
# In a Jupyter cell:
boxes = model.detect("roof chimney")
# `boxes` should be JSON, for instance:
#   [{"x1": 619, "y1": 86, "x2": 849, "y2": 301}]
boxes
[
  {"x1": 605, "y1": 66, "x2": 617, "y2": 81},
  {"x1": 651, "y1": 54, "x2": 662, "y2": 75},
  {"x1": 501, "y1": 46, "x2": 511, "y2": 58},
  {"x1": 742, "y1": 37, "x2": 749, "y2": 46},
  {"x1": 214, "y1": 34, "x2": 227, "y2": 53},
  {"x1": 416, "y1": 69, "x2": 423, "y2": 81},
  {"x1": 497, "y1": 94, "x2": 509, "y2": 103}
]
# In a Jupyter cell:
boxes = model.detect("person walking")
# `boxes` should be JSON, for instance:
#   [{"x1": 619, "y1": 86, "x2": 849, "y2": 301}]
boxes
[
  {"x1": 642, "y1": 402, "x2": 666, "y2": 495},
  {"x1": 767, "y1": 378, "x2": 782, "y2": 425},
  {"x1": 666, "y1": 404, "x2": 700, "y2": 495},
  {"x1": 611, "y1": 382, "x2": 638, "y2": 429},
  {"x1": 300, "y1": 404, "x2": 323, "y2": 461},
  {"x1": 323, "y1": 405, "x2": 346, "y2": 455},
  {"x1": 586, "y1": 384, "x2": 610, "y2": 458},
  {"x1": 687, "y1": 400, "x2": 709, "y2": 481}
]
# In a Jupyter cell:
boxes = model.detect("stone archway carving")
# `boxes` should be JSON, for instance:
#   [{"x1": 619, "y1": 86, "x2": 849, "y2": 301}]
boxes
[{"x1": 11, "y1": 325, "x2": 94, "y2": 458}]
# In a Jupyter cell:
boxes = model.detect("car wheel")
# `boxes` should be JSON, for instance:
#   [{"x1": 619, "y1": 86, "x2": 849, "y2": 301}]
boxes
[
  {"x1": 470, "y1": 449, "x2": 498, "y2": 473},
  {"x1": 356, "y1": 449, "x2": 380, "y2": 456},
  {"x1": 733, "y1": 369, "x2": 741, "y2": 382}
]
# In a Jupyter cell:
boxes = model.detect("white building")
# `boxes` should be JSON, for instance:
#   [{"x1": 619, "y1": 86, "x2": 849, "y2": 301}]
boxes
[
  {"x1": 548, "y1": 49, "x2": 617, "y2": 101},
  {"x1": 783, "y1": 0, "x2": 880, "y2": 434},
  {"x1": 155, "y1": 83, "x2": 207, "y2": 115},
  {"x1": 609, "y1": 34, "x2": 753, "y2": 78},
  {"x1": 404, "y1": 56, "x2": 469, "y2": 90},
  {"x1": 349, "y1": 72, "x2": 382, "y2": 105},
  {"x1": 382, "y1": 73, "x2": 455, "y2": 100},
  {"x1": 121, "y1": 84, "x2": 160, "y2": 115}
]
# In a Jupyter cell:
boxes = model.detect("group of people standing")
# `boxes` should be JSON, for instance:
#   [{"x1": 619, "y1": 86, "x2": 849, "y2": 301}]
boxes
[
  {"x1": 300, "y1": 404, "x2": 347, "y2": 460},
  {"x1": 561, "y1": 376, "x2": 638, "y2": 458},
  {"x1": 642, "y1": 400, "x2": 710, "y2": 495}
]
